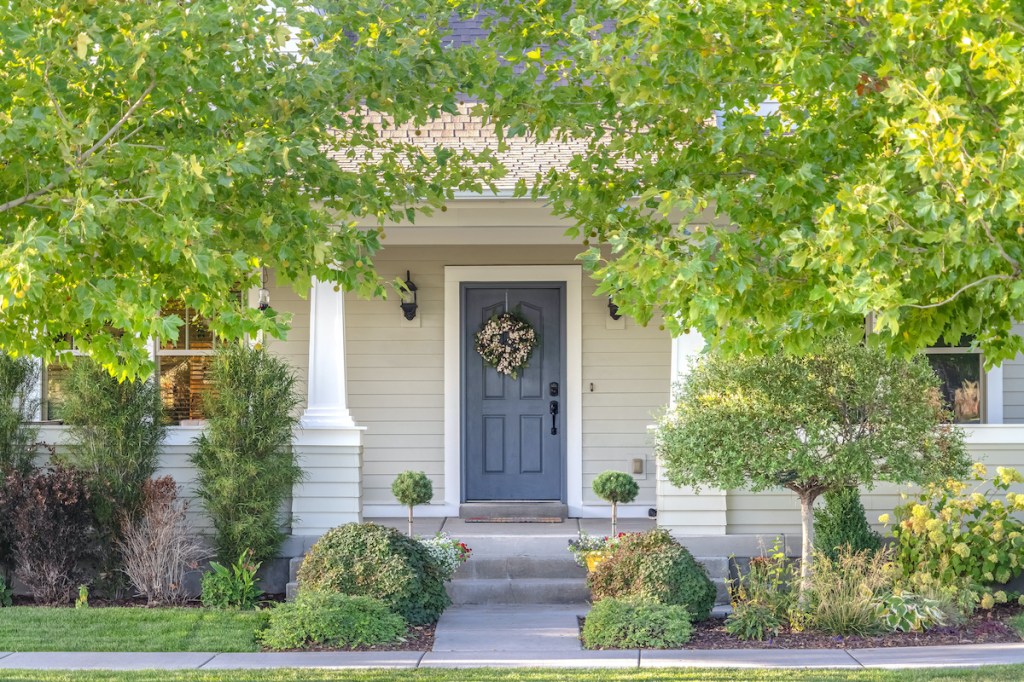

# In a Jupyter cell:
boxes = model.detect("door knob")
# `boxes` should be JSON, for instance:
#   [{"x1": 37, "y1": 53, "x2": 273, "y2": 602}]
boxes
[{"x1": 549, "y1": 400, "x2": 558, "y2": 435}]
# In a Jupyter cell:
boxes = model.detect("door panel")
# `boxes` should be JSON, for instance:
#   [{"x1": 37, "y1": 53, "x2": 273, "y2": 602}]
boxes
[{"x1": 463, "y1": 286, "x2": 564, "y2": 501}]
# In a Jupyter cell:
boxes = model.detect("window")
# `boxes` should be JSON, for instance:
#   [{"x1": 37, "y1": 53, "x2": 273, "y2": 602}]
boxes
[
  {"x1": 41, "y1": 335, "x2": 84, "y2": 422},
  {"x1": 155, "y1": 294, "x2": 241, "y2": 425},
  {"x1": 925, "y1": 337, "x2": 983, "y2": 424}
]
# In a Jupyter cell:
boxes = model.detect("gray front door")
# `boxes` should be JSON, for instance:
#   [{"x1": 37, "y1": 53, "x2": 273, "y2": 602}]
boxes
[{"x1": 462, "y1": 285, "x2": 565, "y2": 501}]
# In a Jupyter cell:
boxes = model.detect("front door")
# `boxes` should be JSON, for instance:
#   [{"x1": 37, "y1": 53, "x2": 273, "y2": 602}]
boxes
[{"x1": 462, "y1": 285, "x2": 565, "y2": 501}]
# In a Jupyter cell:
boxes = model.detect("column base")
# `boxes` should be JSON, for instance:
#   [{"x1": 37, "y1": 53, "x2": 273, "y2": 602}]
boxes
[{"x1": 291, "y1": 425, "x2": 365, "y2": 536}]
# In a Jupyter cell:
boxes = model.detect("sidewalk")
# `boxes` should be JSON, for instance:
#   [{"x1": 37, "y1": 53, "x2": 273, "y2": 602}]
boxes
[
  {"x1": 1, "y1": 604, "x2": 1024, "y2": 671},
  {"x1": 2, "y1": 644, "x2": 1024, "y2": 671}
]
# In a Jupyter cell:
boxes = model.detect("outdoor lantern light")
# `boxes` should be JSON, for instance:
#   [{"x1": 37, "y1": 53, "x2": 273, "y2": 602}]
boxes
[
  {"x1": 258, "y1": 266, "x2": 271, "y2": 311},
  {"x1": 608, "y1": 296, "x2": 622, "y2": 320},
  {"x1": 400, "y1": 271, "x2": 418, "y2": 320}
]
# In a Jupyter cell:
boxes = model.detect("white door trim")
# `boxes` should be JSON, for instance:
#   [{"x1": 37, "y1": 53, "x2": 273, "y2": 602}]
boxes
[{"x1": 444, "y1": 265, "x2": 584, "y2": 514}]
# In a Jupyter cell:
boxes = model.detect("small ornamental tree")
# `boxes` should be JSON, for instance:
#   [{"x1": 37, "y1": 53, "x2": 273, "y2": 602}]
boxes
[
  {"x1": 655, "y1": 338, "x2": 970, "y2": 592},
  {"x1": 392, "y1": 471, "x2": 433, "y2": 537},
  {"x1": 592, "y1": 470, "x2": 639, "y2": 537},
  {"x1": 0, "y1": 353, "x2": 39, "y2": 476}
]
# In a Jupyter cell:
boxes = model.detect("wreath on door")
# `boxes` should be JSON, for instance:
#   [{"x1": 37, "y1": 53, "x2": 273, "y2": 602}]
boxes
[{"x1": 475, "y1": 311, "x2": 538, "y2": 379}]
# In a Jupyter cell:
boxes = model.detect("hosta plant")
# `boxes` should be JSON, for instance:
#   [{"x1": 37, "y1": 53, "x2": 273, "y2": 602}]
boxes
[
  {"x1": 888, "y1": 464, "x2": 1024, "y2": 605},
  {"x1": 875, "y1": 593, "x2": 948, "y2": 633}
]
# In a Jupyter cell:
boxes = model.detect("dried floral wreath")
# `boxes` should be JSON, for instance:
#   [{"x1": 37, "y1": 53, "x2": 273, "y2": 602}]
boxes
[{"x1": 475, "y1": 311, "x2": 538, "y2": 379}]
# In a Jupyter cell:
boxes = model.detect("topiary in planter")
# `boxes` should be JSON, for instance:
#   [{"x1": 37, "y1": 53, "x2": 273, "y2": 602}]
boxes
[
  {"x1": 588, "y1": 528, "x2": 717, "y2": 622},
  {"x1": 296, "y1": 522, "x2": 449, "y2": 625},
  {"x1": 592, "y1": 470, "x2": 639, "y2": 537},
  {"x1": 391, "y1": 471, "x2": 433, "y2": 537}
]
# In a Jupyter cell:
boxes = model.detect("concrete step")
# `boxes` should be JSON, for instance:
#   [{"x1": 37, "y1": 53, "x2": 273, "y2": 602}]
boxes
[
  {"x1": 459, "y1": 502, "x2": 568, "y2": 519},
  {"x1": 288, "y1": 556, "x2": 304, "y2": 583},
  {"x1": 454, "y1": 555, "x2": 585, "y2": 581},
  {"x1": 447, "y1": 578, "x2": 590, "y2": 605}
]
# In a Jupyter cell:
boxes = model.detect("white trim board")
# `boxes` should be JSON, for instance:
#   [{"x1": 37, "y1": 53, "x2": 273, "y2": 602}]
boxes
[{"x1": 444, "y1": 265, "x2": 587, "y2": 515}]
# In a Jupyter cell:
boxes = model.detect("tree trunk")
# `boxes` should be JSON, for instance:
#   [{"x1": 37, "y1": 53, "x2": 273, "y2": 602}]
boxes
[
  {"x1": 408, "y1": 504, "x2": 414, "y2": 537},
  {"x1": 611, "y1": 501, "x2": 618, "y2": 537},
  {"x1": 799, "y1": 491, "x2": 818, "y2": 600}
]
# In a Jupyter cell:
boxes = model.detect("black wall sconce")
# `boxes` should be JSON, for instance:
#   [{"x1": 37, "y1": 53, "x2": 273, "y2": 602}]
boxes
[
  {"x1": 258, "y1": 266, "x2": 271, "y2": 311},
  {"x1": 400, "y1": 271, "x2": 418, "y2": 321},
  {"x1": 608, "y1": 296, "x2": 622, "y2": 320}
]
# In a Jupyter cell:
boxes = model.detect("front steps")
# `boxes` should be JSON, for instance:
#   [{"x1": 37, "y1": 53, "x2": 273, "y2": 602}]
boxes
[{"x1": 285, "y1": 518, "x2": 731, "y2": 605}]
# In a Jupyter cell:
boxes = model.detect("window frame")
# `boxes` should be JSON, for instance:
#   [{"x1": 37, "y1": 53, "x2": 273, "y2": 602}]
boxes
[{"x1": 923, "y1": 342, "x2": 986, "y2": 425}]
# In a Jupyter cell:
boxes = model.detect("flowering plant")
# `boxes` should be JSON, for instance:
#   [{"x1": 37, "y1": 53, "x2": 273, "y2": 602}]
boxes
[
  {"x1": 475, "y1": 311, "x2": 538, "y2": 379},
  {"x1": 419, "y1": 532, "x2": 472, "y2": 581},
  {"x1": 887, "y1": 463, "x2": 1024, "y2": 609},
  {"x1": 567, "y1": 531, "x2": 633, "y2": 567}
]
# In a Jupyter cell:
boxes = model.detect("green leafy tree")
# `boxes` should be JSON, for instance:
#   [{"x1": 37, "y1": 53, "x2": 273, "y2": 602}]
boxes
[
  {"x1": 468, "y1": 0, "x2": 1024, "y2": 363},
  {"x1": 591, "y1": 470, "x2": 639, "y2": 537},
  {"x1": 391, "y1": 471, "x2": 433, "y2": 537},
  {"x1": 654, "y1": 339, "x2": 970, "y2": 592},
  {"x1": 0, "y1": 0, "x2": 502, "y2": 379},
  {"x1": 192, "y1": 344, "x2": 302, "y2": 564}
]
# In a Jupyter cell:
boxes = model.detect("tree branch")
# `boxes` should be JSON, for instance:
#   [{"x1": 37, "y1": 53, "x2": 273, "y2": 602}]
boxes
[
  {"x1": 0, "y1": 76, "x2": 157, "y2": 215},
  {"x1": 905, "y1": 274, "x2": 1013, "y2": 310}
]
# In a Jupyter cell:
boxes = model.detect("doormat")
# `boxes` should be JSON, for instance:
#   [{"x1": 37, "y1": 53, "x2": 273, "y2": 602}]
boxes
[{"x1": 464, "y1": 516, "x2": 564, "y2": 524}]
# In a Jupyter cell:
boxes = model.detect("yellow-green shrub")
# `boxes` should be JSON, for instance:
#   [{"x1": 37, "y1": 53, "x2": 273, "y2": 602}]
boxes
[{"x1": 889, "y1": 463, "x2": 1024, "y2": 607}]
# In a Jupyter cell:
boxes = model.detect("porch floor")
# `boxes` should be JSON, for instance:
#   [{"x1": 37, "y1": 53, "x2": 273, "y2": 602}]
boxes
[{"x1": 364, "y1": 517, "x2": 657, "y2": 537}]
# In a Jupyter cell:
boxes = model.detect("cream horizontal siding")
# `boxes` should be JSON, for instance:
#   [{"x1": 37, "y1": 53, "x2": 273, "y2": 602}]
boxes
[
  {"x1": 1003, "y1": 325, "x2": 1024, "y2": 423},
  {"x1": 724, "y1": 428, "x2": 1024, "y2": 536},
  {"x1": 343, "y1": 244, "x2": 670, "y2": 511},
  {"x1": 261, "y1": 272, "x2": 310, "y2": 414}
]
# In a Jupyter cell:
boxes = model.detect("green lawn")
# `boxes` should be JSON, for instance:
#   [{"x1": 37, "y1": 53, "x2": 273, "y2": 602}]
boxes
[
  {"x1": 0, "y1": 607, "x2": 264, "y2": 652},
  {"x1": 1, "y1": 669, "x2": 1024, "y2": 682}
]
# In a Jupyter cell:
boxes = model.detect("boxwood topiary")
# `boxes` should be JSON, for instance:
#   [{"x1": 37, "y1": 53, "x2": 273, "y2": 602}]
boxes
[
  {"x1": 813, "y1": 486, "x2": 881, "y2": 561},
  {"x1": 582, "y1": 597, "x2": 693, "y2": 649},
  {"x1": 391, "y1": 471, "x2": 433, "y2": 537},
  {"x1": 592, "y1": 470, "x2": 639, "y2": 536},
  {"x1": 588, "y1": 528, "x2": 717, "y2": 622},
  {"x1": 296, "y1": 522, "x2": 449, "y2": 625}
]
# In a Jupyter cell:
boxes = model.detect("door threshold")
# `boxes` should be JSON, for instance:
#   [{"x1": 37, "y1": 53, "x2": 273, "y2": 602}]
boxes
[{"x1": 459, "y1": 501, "x2": 568, "y2": 520}]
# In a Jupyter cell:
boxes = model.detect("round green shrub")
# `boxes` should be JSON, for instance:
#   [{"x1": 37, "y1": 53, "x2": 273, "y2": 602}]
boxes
[
  {"x1": 592, "y1": 471, "x2": 639, "y2": 504},
  {"x1": 296, "y1": 522, "x2": 449, "y2": 625},
  {"x1": 391, "y1": 471, "x2": 433, "y2": 507},
  {"x1": 582, "y1": 598, "x2": 693, "y2": 649},
  {"x1": 588, "y1": 529, "x2": 717, "y2": 622},
  {"x1": 258, "y1": 590, "x2": 406, "y2": 650},
  {"x1": 813, "y1": 487, "x2": 881, "y2": 561}
]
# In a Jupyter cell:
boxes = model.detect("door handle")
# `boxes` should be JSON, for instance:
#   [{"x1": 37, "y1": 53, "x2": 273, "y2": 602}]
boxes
[{"x1": 549, "y1": 400, "x2": 559, "y2": 435}]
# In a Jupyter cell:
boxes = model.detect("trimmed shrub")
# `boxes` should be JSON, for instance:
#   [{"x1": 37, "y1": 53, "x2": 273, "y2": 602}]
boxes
[
  {"x1": 588, "y1": 529, "x2": 717, "y2": 622},
  {"x1": 57, "y1": 359, "x2": 163, "y2": 592},
  {"x1": 297, "y1": 522, "x2": 449, "y2": 625},
  {"x1": 258, "y1": 591, "x2": 406, "y2": 650},
  {"x1": 119, "y1": 477, "x2": 206, "y2": 605},
  {"x1": 582, "y1": 598, "x2": 693, "y2": 649},
  {"x1": 191, "y1": 344, "x2": 302, "y2": 564},
  {"x1": 0, "y1": 353, "x2": 39, "y2": 476},
  {"x1": 1, "y1": 466, "x2": 97, "y2": 605},
  {"x1": 814, "y1": 487, "x2": 881, "y2": 561},
  {"x1": 392, "y1": 471, "x2": 432, "y2": 537}
]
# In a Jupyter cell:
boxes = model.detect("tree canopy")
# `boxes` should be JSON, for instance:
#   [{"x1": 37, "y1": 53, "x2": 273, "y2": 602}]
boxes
[
  {"x1": 655, "y1": 339, "x2": 970, "y2": 582},
  {"x1": 470, "y1": 0, "x2": 1024, "y2": 363},
  {"x1": 1, "y1": 0, "x2": 499, "y2": 378}
]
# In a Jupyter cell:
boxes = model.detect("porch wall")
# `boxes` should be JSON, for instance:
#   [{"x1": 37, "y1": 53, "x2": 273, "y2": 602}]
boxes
[
  {"x1": 339, "y1": 245, "x2": 671, "y2": 513},
  {"x1": 658, "y1": 427, "x2": 1024, "y2": 539}
]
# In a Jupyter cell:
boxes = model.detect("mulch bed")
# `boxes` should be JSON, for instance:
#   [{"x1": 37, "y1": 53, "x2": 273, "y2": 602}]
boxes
[{"x1": 579, "y1": 604, "x2": 1024, "y2": 650}]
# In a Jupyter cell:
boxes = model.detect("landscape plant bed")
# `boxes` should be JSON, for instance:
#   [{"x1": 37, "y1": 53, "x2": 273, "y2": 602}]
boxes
[
  {"x1": 269, "y1": 623, "x2": 435, "y2": 653},
  {"x1": 579, "y1": 604, "x2": 1024, "y2": 650}
]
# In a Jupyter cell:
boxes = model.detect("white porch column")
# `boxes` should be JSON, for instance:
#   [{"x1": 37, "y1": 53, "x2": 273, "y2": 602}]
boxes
[
  {"x1": 292, "y1": 277, "x2": 364, "y2": 536},
  {"x1": 656, "y1": 331, "x2": 729, "y2": 535}
]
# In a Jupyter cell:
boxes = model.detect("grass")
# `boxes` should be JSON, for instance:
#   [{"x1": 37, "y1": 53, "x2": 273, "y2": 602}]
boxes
[
  {"x1": 0, "y1": 607, "x2": 264, "y2": 652},
  {"x1": 1009, "y1": 613, "x2": 1024, "y2": 638},
  {"x1": 1, "y1": 669, "x2": 1024, "y2": 682}
]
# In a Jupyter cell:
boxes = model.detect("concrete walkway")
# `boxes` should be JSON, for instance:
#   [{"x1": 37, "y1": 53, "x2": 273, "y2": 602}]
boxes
[{"x1": 2, "y1": 604, "x2": 1024, "y2": 670}]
